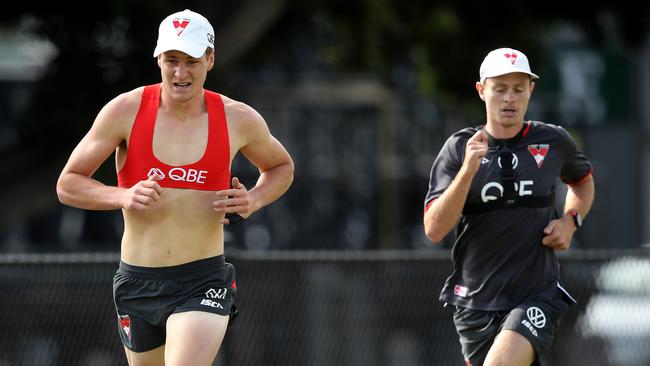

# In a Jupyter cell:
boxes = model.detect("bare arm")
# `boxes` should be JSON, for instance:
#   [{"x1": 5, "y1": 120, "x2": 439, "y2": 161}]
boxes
[
  {"x1": 214, "y1": 102, "x2": 294, "y2": 222},
  {"x1": 564, "y1": 174, "x2": 595, "y2": 218},
  {"x1": 237, "y1": 134, "x2": 294, "y2": 213},
  {"x1": 56, "y1": 90, "x2": 162, "y2": 211},
  {"x1": 542, "y1": 174, "x2": 595, "y2": 250},
  {"x1": 424, "y1": 130, "x2": 488, "y2": 243}
]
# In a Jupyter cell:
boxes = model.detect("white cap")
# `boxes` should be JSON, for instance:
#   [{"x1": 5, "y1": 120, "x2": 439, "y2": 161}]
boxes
[
  {"x1": 153, "y1": 9, "x2": 215, "y2": 58},
  {"x1": 479, "y1": 47, "x2": 539, "y2": 83}
]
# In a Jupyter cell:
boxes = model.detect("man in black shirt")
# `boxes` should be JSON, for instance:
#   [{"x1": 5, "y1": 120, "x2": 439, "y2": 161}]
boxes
[{"x1": 423, "y1": 47, "x2": 595, "y2": 366}]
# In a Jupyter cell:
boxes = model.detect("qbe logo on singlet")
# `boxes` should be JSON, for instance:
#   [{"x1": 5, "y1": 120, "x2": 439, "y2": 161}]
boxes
[{"x1": 147, "y1": 167, "x2": 208, "y2": 184}]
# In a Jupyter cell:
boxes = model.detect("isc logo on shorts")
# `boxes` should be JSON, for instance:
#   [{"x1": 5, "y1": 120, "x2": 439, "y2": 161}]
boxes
[{"x1": 200, "y1": 299, "x2": 224, "y2": 308}]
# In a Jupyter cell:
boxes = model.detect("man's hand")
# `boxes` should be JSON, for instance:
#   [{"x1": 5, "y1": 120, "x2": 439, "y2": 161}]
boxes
[
  {"x1": 214, "y1": 177, "x2": 254, "y2": 224},
  {"x1": 463, "y1": 129, "x2": 488, "y2": 175},
  {"x1": 542, "y1": 215, "x2": 576, "y2": 250},
  {"x1": 121, "y1": 173, "x2": 163, "y2": 210}
]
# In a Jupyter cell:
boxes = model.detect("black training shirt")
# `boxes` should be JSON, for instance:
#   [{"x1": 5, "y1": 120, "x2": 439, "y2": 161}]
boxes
[{"x1": 424, "y1": 121, "x2": 591, "y2": 311}]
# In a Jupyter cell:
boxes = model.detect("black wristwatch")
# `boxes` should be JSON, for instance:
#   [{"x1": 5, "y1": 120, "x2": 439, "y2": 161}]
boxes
[{"x1": 567, "y1": 210, "x2": 582, "y2": 229}]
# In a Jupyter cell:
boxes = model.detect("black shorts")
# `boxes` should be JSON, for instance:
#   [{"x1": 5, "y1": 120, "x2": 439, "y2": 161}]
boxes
[
  {"x1": 452, "y1": 288, "x2": 572, "y2": 366},
  {"x1": 113, "y1": 255, "x2": 238, "y2": 352}
]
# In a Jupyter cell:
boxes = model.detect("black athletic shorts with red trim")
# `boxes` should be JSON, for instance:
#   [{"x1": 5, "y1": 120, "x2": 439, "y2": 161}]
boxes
[
  {"x1": 452, "y1": 287, "x2": 573, "y2": 366},
  {"x1": 113, "y1": 255, "x2": 238, "y2": 352}
]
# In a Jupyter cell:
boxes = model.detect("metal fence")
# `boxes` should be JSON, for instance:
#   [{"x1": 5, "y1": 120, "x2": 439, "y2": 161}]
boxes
[{"x1": 1, "y1": 249, "x2": 649, "y2": 366}]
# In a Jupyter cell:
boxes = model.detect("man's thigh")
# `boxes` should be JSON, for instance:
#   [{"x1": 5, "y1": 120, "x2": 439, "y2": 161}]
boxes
[
  {"x1": 484, "y1": 329, "x2": 535, "y2": 366},
  {"x1": 499, "y1": 296, "x2": 569, "y2": 365},
  {"x1": 453, "y1": 306, "x2": 506, "y2": 365},
  {"x1": 164, "y1": 311, "x2": 230, "y2": 366},
  {"x1": 123, "y1": 344, "x2": 165, "y2": 366}
]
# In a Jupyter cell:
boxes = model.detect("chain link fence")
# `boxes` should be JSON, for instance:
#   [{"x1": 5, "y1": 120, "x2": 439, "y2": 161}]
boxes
[{"x1": 1, "y1": 250, "x2": 649, "y2": 366}]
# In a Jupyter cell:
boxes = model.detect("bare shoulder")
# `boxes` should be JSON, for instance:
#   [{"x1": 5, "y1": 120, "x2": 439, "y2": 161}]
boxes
[
  {"x1": 98, "y1": 87, "x2": 145, "y2": 125},
  {"x1": 219, "y1": 93, "x2": 291, "y2": 171},
  {"x1": 84, "y1": 86, "x2": 146, "y2": 142},
  {"x1": 221, "y1": 94, "x2": 268, "y2": 130},
  {"x1": 220, "y1": 94, "x2": 270, "y2": 151},
  {"x1": 61, "y1": 86, "x2": 148, "y2": 175}
]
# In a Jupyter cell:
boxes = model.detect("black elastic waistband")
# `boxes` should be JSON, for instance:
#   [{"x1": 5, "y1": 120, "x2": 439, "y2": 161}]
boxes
[{"x1": 118, "y1": 255, "x2": 225, "y2": 280}]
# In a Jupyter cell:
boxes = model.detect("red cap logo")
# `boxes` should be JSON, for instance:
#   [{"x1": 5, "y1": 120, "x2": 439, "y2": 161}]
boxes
[
  {"x1": 504, "y1": 53, "x2": 518, "y2": 65},
  {"x1": 172, "y1": 19, "x2": 191, "y2": 36}
]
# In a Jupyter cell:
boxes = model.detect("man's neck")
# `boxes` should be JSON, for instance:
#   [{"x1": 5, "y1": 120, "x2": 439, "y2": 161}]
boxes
[
  {"x1": 160, "y1": 90, "x2": 205, "y2": 123},
  {"x1": 484, "y1": 120, "x2": 525, "y2": 140}
]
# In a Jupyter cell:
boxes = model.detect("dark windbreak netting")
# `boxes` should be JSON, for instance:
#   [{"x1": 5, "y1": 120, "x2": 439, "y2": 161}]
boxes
[
  {"x1": 1, "y1": 250, "x2": 649, "y2": 366},
  {"x1": 0, "y1": 254, "x2": 124, "y2": 366}
]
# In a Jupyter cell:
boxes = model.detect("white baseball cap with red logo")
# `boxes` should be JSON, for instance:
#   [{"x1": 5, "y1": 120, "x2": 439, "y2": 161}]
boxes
[
  {"x1": 479, "y1": 47, "x2": 539, "y2": 83},
  {"x1": 153, "y1": 9, "x2": 215, "y2": 58}
]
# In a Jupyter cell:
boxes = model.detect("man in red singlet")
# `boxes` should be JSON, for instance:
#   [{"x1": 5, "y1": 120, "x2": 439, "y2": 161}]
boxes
[{"x1": 56, "y1": 9, "x2": 294, "y2": 366}]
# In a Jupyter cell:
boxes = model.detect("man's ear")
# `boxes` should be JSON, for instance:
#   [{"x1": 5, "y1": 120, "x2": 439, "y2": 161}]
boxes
[
  {"x1": 206, "y1": 52, "x2": 215, "y2": 71},
  {"x1": 476, "y1": 81, "x2": 485, "y2": 101}
]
